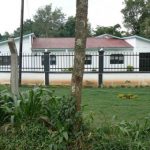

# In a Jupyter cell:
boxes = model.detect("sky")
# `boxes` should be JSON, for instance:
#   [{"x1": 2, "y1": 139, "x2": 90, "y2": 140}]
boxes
[{"x1": 0, "y1": 0, "x2": 125, "y2": 34}]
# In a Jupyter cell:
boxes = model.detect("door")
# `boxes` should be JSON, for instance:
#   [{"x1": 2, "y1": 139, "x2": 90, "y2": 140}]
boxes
[{"x1": 139, "y1": 53, "x2": 150, "y2": 71}]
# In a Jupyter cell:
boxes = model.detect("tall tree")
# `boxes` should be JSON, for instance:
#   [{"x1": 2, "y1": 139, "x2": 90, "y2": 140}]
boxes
[
  {"x1": 71, "y1": 0, "x2": 88, "y2": 111},
  {"x1": 94, "y1": 24, "x2": 123, "y2": 37},
  {"x1": 13, "y1": 19, "x2": 33, "y2": 37},
  {"x1": 121, "y1": 0, "x2": 149, "y2": 35},
  {"x1": 33, "y1": 4, "x2": 65, "y2": 37},
  {"x1": 62, "y1": 16, "x2": 76, "y2": 37},
  {"x1": 59, "y1": 16, "x2": 92, "y2": 37}
]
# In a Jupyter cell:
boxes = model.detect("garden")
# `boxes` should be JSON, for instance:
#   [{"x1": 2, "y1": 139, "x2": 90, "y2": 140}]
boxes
[{"x1": 0, "y1": 85, "x2": 150, "y2": 149}]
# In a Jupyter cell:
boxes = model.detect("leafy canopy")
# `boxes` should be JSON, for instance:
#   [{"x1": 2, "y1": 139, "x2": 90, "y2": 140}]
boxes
[{"x1": 121, "y1": 0, "x2": 150, "y2": 38}]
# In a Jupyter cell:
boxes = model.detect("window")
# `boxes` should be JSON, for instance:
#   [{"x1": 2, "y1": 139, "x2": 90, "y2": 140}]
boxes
[
  {"x1": 85, "y1": 55, "x2": 92, "y2": 65},
  {"x1": 110, "y1": 54, "x2": 124, "y2": 64},
  {"x1": 0, "y1": 56, "x2": 11, "y2": 65},
  {"x1": 41, "y1": 55, "x2": 56, "y2": 65},
  {"x1": 50, "y1": 55, "x2": 56, "y2": 65}
]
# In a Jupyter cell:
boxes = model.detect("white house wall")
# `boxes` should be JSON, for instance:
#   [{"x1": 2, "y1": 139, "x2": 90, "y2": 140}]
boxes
[
  {"x1": 135, "y1": 39, "x2": 150, "y2": 52},
  {"x1": 0, "y1": 36, "x2": 32, "y2": 54},
  {"x1": 124, "y1": 38, "x2": 136, "y2": 51},
  {"x1": 125, "y1": 38, "x2": 150, "y2": 53},
  {"x1": 1, "y1": 72, "x2": 150, "y2": 87}
]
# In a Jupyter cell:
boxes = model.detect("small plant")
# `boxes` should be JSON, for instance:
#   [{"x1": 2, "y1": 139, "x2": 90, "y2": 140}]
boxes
[
  {"x1": 117, "y1": 93, "x2": 138, "y2": 100},
  {"x1": 127, "y1": 65, "x2": 134, "y2": 71},
  {"x1": 62, "y1": 67, "x2": 73, "y2": 72}
]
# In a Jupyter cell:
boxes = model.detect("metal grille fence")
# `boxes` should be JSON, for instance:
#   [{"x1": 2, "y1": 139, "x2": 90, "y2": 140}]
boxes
[{"x1": 0, "y1": 51, "x2": 150, "y2": 73}]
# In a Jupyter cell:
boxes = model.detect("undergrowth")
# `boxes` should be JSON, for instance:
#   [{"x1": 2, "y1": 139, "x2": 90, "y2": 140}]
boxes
[{"x1": 0, "y1": 87, "x2": 150, "y2": 150}]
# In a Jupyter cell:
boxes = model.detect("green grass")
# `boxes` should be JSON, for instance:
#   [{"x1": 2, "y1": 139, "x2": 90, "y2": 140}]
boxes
[
  {"x1": 82, "y1": 87, "x2": 150, "y2": 127},
  {"x1": 0, "y1": 85, "x2": 150, "y2": 127}
]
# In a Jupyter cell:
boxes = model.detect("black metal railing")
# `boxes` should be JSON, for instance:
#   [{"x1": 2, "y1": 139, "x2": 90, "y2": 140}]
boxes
[
  {"x1": 0, "y1": 51, "x2": 150, "y2": 73},
  {"x1": 1, "y1": 51, "x2": 150, "y2": 86}
]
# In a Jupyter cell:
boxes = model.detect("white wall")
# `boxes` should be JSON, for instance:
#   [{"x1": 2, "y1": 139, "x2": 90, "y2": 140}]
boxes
[
  {"x1": 1, "y1": 72, "x2": 150, "y2": 87},
  {"x1": 125, "y1": 38, "x2": 150, "y2": 53},
  {"x1": 135, "y1": 39, "x2": 150, "y2": 53},
  {"x1": 0, "y1": 35, "x2": 32, "y2": 54}
]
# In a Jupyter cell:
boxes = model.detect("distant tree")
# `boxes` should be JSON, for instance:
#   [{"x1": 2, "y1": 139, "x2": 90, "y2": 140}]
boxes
[
  {"x1": 0, "y1": 32, "x2": 11, "y2": 41},
  {"x1": 94, "y1": 24, "x2": 122, "y2": 37},
  {"x1": 61, "y1": 16, "x2": 76, "y2": 37},
  {"x1": 33, "y1": 4, "x2": 65, "y2": 37},
  {"x1": 59, "y1": 16, "x2": 92, "y2": 37},
  {"x1": 13, "y1": 19, "x2": 33, "y2": 37},
  {"x1": 140, "y1": 18, "x2": 150, "y2": 38},
  {"x1": 121, "y1": 0, "x2": 150, "y2": 37}
]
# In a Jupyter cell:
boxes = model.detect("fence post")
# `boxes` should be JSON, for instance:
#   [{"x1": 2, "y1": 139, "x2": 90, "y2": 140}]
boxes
[
  {"x1": 8, "y1": 38, "x2": 19, "y2": 96},
  {"x1": 98, "y1": 50, "x2": 104, "y2": 87},
  {"x1": 44, "y1": 52, "x2": 50, "y2": 86}
]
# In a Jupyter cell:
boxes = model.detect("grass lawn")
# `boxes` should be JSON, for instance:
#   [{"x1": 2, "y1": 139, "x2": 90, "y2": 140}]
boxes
[{"x1": 0, "y1": 85, "x2": 150, "y2": 127}]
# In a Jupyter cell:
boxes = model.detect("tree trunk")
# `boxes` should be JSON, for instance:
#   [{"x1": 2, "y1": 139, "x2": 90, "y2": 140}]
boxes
[{"x1": 71, "y1": 0, "x2": 88, "y2": 111}]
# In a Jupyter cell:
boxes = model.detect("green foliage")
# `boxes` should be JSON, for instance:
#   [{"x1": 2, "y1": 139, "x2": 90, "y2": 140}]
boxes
[
  {"x1": 1, "y1": 87, "x2": 150, "y2": 149},
  {"x1": 93, "y1": 24, "x2": 123, "y2": 37},
  {"x1": 33, "y1": 4, "x2": 65, "y2": 37},
  {"x1": 0, "y1": 87, "x2": 90, "y2": 149},
  {"x1": 59, "y1": 16, "x2": 76, "y2": 37},
  {"x1": 0, "y1": 32, "x2": 11, "y2": 42},
  {"x1": 62, "y1": 67, "x2": 73, "y2": 72},
  {"x1": 0, "y1": 122, "x2": 52, "y2": 150},
  {"x1": 121, "y1": 0, "x2": 150, "y2": 37},
  {"x1": 0, "y1": 90, "x2": 14, "y2": 124},
  {"x1": 13, "y1": 19, "x2": 34, "y2": 37},
  {"x1": 127, "y1": 65, "x2": 134, "y2": 71},
  {"x1": 90, "y1": 117, "x2": 150, "y2": 150}
]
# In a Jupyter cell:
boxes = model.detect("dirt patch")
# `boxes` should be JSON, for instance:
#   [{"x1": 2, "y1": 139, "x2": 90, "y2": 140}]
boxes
[
  {"x1": 0, "y1": 79, "x2": 10, "y2": 84},
  {"x1": 21, "y1": 79, "x2": 44, "y2": 85},
  {"x1": 50, "y1": 79, "x2": 98, "y2": 87},
  {"x1": 1, "y1": 78, "x2": 150, "y2": 87},
  {"x1": 104, "y1": 79, "x2": 150, "y2": 87}
]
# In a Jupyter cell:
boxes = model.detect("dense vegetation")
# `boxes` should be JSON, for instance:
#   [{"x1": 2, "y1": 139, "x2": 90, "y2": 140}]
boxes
[{"x1": 0, "y1": 86, "x2": 150, "y2": 150}]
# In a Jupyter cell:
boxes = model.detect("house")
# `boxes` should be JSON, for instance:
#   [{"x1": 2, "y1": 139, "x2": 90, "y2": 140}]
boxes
[
  {"x1": 31, "y1": 35, "x2": 133, "y2": 72},
  {"x1": 0, "y1": 33, "x2": 150, "y2": 86},
  {"x1": 0, "y1": 33, "x2": 133, "y2": 72},
  {"x1": 0, "y1": 33, "x2": 34, "y2": 54}
]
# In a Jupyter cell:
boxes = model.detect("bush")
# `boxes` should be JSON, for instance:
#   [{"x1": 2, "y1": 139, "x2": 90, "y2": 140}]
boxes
[
  {"x1": 62, "y1": 67, "x2": 73, "y2": 72},
  {"x1": 0, "y1": 121, "x2": 52, "y2": 150},
  {"x1": 1, "y1": 88, "x2": 150, "y2": 149},
  {"x1": 0, "y1": 88, "x2": 90, "y2": 149},
  {"x1": 127, "y1": 65, "x2": 134, "y2": 72},
  {"x1": 90, "y1": 118, "x2": 150, "y2": 150}
]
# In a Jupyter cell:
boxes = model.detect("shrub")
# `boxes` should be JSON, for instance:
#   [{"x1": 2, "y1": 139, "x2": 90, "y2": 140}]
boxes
[
  {"x1": 90, "y1": 118, "x2": 150, "y2": 150},
  {"x1": 0, "y1": 121, "x2": 52, "y2": 150},
  {"x1": 127, "y1": 65, "x2": 134, "y2": 72},
  {"x1": 1, "y1": 87, "x2": 150, "y2": 149},
  {"x1": 62, "y1": 67, "x2": 73, "y2": 72},
  {"x1": 0, "y1": 88, "x2": 90, "y2": 149},
  {"x1": 0, "y1": 90, "x2": 14, "y2": 125}
]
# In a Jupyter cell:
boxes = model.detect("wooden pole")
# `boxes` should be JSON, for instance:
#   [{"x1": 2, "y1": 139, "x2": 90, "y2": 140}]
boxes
[
  {"x1": 19, "y1": 0, "x2": 24, "y2": 86},
  {"x1": 8, "y1": 38, "x2": 19, "y2": 96}
]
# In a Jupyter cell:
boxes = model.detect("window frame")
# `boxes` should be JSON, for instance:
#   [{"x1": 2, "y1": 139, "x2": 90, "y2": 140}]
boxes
[
  {"x1": 0, "y1": 56, "x2": 11, "y2": 66},
  {"x1": 85, "y1": 55, "x2": 92, "y2": 65},
  {"x1": 41, "y1": 55, "x2": 56, "y2": 65},
  {"x1": 50, "y1": 55, "x2": 56, "y2": 65},
  {"x1": 110, "y1": 54, "x2": 124, "y2": 64}
]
